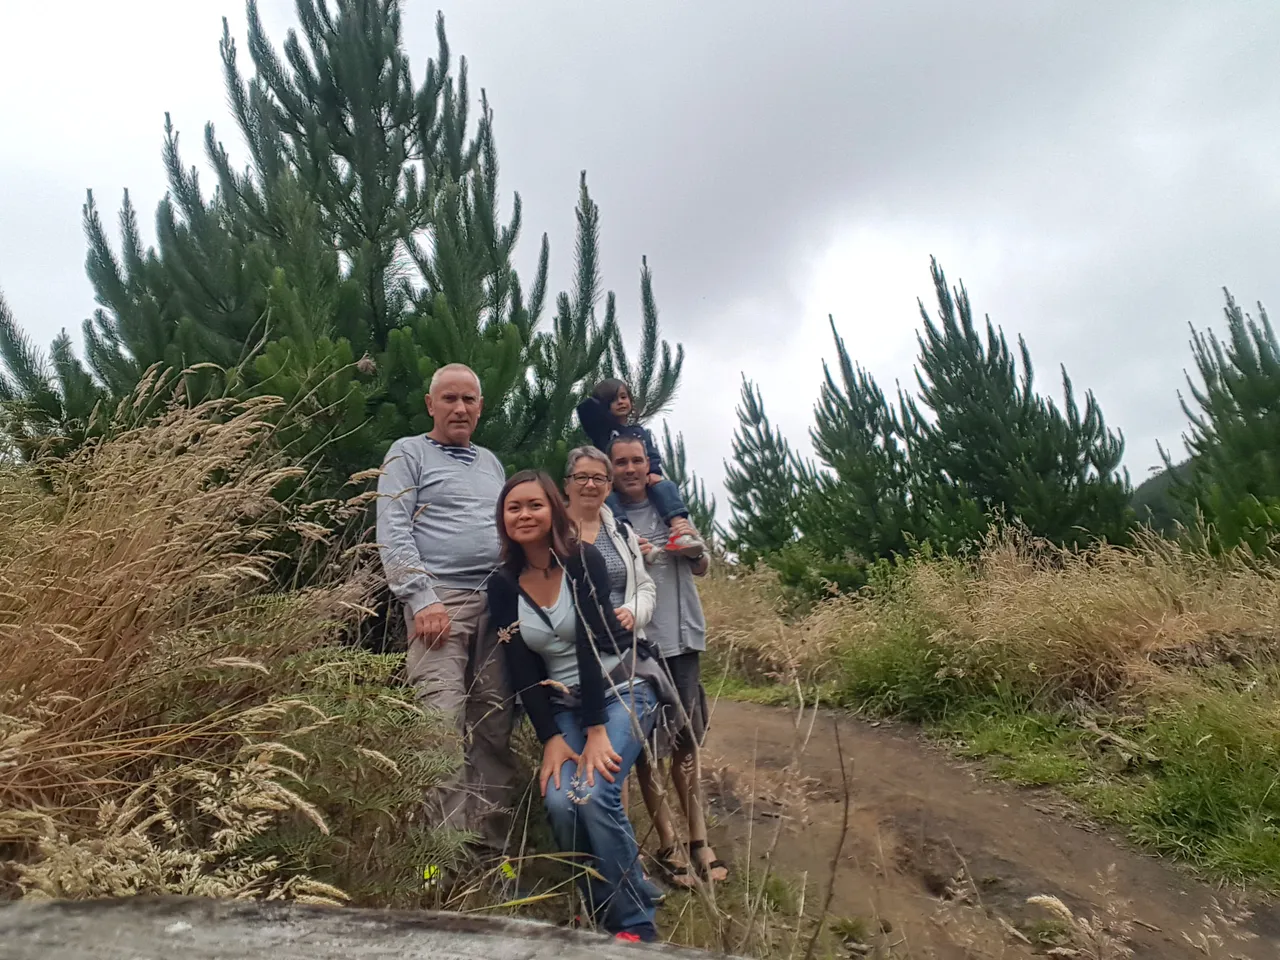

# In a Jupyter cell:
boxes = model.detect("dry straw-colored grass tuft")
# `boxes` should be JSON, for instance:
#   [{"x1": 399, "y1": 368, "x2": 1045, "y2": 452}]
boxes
[
  {"x1": 703, "y1": 526, "x2": 1280, "y2": 707},
  {"x1": 0, "y1": 381, "x2": 401, "y2": 901}
]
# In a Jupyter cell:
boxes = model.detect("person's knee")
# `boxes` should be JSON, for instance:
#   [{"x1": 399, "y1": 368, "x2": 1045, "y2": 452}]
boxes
[
  {"x1": 470, "y1": 707, "x2": 516, "y2": 747},
  {"x1": 651, "y1": 479, "x2": 682, "y2": 504},
  {"x1": 542, "y1": 782, "x2": 576, "y2": 824},
  {"x1": 410, "y1": 671, "x2": 467, "y2": 718},
  {"x1": 575, "y1": 777, "x2": 625, "y2": 823},
  {"x1": 648, "y1": 477, "x2": 685, "y2": 506}
]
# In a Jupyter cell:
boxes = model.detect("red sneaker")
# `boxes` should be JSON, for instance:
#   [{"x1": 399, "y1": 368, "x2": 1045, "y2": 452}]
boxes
[
  {"x1": 614, "y1": 931, "x2": 642, "y2": 942},
  {"x1": 664, "y1": 531, "x2": 705, "y2": 557}
]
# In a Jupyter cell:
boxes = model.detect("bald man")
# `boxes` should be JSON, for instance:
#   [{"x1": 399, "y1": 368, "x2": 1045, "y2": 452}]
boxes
[{"x1": 376, "y1": 363, "x2": 516, "y2": 868}]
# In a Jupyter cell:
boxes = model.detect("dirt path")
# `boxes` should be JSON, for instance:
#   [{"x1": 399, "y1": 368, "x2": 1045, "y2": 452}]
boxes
[{"x1": 700, "y1": 699, "x2": 1279, "y2": 959}]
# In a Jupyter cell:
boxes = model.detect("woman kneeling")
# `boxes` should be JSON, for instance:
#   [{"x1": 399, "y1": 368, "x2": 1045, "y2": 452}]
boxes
[{"x1": 488, "y1": 470, "x2": 660, "y2": 942}]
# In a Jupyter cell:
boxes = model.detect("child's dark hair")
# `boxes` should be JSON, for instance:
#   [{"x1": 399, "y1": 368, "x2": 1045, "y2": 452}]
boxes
[{"x1": 591, "y1": 378, "x2": 629, "y2": 409}]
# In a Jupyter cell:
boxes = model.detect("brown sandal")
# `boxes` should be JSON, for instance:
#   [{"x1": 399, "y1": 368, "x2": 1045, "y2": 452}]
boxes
[
  {"x1": 653, "y1": 847, "x2": 696, "y2": 888},
  {"x1": 689, "y1": 840, "x2": 729, "y2": 882}
]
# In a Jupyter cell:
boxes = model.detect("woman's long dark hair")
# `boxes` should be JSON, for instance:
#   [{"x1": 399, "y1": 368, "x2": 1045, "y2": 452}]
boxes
[{"x1": 496, "y1": 470, "x2": 579, "y2": 576}]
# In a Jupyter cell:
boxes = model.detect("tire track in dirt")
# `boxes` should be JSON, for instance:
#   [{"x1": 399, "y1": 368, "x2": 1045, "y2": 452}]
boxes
[{"x1": 701, "y1": 699, "x2": 1279, "y2": 958}]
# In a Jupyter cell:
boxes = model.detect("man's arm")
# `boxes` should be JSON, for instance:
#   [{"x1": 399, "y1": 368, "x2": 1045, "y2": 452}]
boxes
[{"x1": 375, "y1": 442, "x2": 438, "y2": 614}]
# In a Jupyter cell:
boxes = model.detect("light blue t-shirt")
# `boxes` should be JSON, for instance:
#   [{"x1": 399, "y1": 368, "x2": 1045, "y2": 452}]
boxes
[{"x1": 518, "y1": 575, "x2": 621, "y2": 689}]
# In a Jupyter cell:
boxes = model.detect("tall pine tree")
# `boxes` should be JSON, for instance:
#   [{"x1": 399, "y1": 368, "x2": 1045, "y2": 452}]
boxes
[
  {"x1": 1168, "y1": 289, "x2": 1280, "y2": 551},
  {"x1": 724, "y1": 377, "x2": 804, "y2": 562},
  {"x1": 724, "y1": 259, "x2": 1132, "y2": 590},
  {"x1": 602, "y1": 256, "x2": 683, "y2": 420},
  {"x1": 800, "y1": 317, "x2": 917, "y2": 567},
  {"x1": 0, "y1": 2, "x2": 682, "y2": 491},
  {"x1": 903, "y1": 258, "x2": 1131, "y2": 548}
]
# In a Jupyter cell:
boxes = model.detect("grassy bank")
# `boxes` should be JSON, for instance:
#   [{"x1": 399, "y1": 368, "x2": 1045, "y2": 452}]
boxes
[
  {"x1": 0, "y1": 394, "x2": 1189, "y2": 956},
  {"x1": 0, "y1": 389, "x2": 827, "y2": 955},
  {"x1": 0, "y1": 390, "x2": 464, "y2": 905},
  {"x1": 702, "y1": 529, "x2": 1280, "y2": 889}
]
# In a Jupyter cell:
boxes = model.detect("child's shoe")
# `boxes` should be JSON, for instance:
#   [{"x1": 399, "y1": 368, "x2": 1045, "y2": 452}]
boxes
[{"x1": 665, "y1": 530, "x2": 705, "y2": 558}]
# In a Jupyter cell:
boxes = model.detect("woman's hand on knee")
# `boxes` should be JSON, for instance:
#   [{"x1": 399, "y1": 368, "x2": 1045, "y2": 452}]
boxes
[
  {"x1": 580, "y1": 725, "x2": 623, "y2": 787},
  {"x1": 540, "y1": 735, "x2": 580, "y2": 796}
]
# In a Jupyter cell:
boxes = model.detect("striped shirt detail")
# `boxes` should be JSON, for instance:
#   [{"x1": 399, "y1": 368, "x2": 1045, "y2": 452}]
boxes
[{"x1": 426, "y1": 437, "x2": 478, "y2": 465}]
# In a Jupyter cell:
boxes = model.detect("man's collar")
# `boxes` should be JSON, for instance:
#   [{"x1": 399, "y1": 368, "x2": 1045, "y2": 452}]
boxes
[{"x1": 426, "y1": 432, "x2": 475, "y2": 449}]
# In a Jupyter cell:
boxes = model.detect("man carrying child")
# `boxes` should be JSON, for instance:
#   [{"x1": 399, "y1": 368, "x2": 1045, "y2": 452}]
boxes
[
  {"x1": 576, "y1": 379, "x2": 705, "y2": 557},
  {"x1": 609, "y1": 434, "x2": 729, "y2": 885}
]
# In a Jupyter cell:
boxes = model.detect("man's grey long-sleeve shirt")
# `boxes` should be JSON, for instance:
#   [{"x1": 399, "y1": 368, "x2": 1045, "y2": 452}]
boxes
[{"x1": 375, "y1": 435, "x2": 506, "y2": 614}]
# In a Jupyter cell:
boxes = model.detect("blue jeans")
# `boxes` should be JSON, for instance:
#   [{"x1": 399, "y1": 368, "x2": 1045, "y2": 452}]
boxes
[
  {"x1": 606, "y1": 478, "x2": 688, "y2": 525},
  {"x1": 545, "y1": 681, "x2": 659, "y2": 940}
]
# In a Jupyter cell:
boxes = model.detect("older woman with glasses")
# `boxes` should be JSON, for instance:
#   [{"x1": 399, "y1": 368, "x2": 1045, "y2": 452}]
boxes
[
  {"x1": 563, "y1": 446, "x2": 656, "y2": 636},
  {"x1": 563, "y1": 447, "x2": 697, "y2": 889}
]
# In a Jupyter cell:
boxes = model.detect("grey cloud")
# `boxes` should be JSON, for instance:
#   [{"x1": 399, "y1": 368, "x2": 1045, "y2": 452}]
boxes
[
  {"x1": 3, "y1": 0, "x2": 1278, "y2": 508},
  {"x1": 439, "y1": 1, "x2": 1205, "y2": 334}
]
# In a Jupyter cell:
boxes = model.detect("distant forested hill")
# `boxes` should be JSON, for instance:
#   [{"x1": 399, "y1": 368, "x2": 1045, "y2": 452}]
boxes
[{"x1": 1132, "y1": 459, "x2": 1194, "y2": 533}]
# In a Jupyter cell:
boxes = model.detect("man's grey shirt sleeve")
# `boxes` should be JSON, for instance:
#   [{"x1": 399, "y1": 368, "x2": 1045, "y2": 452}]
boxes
[{"x1": 376, "y1": 440, "x2": 438, "y2": 613}]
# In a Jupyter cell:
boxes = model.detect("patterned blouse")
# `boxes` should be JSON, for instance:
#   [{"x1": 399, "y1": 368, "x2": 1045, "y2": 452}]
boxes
[{"x1": 591, "y1": 525, "x2": 629, "y2": 609}]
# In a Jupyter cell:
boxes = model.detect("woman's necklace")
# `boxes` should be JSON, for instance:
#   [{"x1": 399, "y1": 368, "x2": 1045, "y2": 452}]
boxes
[{"x1": 526, "y1": 557, "x2": 557, "y2": 579}]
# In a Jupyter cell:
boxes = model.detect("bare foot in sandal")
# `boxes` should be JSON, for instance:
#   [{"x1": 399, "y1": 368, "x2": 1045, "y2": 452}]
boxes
[
  {"x1": 690, "y1": 839, "x2": 729, "y2": 883},
  {"x1": 653, "y1": 846, "x2": 697, "y2": 889}
]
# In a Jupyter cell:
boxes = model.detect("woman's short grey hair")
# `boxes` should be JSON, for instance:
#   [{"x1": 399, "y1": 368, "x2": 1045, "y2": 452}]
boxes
[{"x1": 564, "y1": 445, "x2": 613, "y2": 480}]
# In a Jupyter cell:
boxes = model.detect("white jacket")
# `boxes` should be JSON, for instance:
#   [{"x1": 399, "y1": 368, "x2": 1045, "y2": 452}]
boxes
[{"x1": 597, "y1": 505, "x2": 657, "y2": 638}]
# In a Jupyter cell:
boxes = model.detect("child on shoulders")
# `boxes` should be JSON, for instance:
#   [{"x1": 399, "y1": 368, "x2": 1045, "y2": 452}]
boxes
[{"x1": 575, "y1": 378, "x2": 704, "y2": 558}]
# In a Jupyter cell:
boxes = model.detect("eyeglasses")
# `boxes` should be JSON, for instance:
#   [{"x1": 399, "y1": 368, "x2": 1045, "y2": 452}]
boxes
[{"x1": 569, "y1": 473, "x2": 610, "y2": 487}]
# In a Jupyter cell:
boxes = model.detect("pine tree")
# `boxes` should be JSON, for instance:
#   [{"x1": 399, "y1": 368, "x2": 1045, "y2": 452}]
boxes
[
  {"x1": 726, "y1": 259, "x2": 1132, "y2": 593},
  {"x1": 659, "y1": 423, "x2": 721, "y2": 548},
  {"x1": 503, "y1": 171, "x2": 621, "y2": 477},
  {"x1": 1169, "y1": 289, "x2": 1280, "y2": 550},
  {"x1": 903, "y1": 258, "x2": 1131, "y2": 547},
  {"x1": 724, "y1": 377, "x2": 803, "y2": 562},
  {"x1": 800, "y1": 317, "x2": 916, "y2": 565},
  {"x1": 0, "y1": 2, "x2": 681, "y2": 492},
  {"x1": 0, "y1": 290, "x2": 80, "y2": 461},
  {"x1": 603, "y1": 256, "x2": 683, "y2": 420}
]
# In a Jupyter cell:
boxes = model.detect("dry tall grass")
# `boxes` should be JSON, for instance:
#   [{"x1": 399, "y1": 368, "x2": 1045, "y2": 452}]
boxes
[
  {"x1": 0, "y1": 381, "x2": 457, "y2": 903},
  {"x1": 704, "y1": 527, "x2": 1280, "y2": 704},
  {"x1": 702, "y1": 527, "x2": 1280, "y2": 886}
]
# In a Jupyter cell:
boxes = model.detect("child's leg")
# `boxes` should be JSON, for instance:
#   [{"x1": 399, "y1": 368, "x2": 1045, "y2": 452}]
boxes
[{"x1": 647, "y1": 478, "x2": 690, "y2": 525}]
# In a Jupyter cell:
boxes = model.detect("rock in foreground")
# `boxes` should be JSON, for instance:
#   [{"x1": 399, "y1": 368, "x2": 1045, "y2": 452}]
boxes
[{"x1": 0, "y1": 897, "x2": 727, "y2": 959}]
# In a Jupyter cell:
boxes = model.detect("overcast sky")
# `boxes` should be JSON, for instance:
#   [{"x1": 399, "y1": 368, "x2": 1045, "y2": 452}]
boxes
[{"x1": 2, "y1": 1, "x2": 1278, "y2": 511}]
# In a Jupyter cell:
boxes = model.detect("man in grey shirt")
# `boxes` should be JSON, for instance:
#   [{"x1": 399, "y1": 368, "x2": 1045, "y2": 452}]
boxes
[
  {"x1": 610, "y1": 436, "x2": 728, "y2": 884},
  {"x1": 376, "y1": 363, "x2": 515, "y2": 864}
]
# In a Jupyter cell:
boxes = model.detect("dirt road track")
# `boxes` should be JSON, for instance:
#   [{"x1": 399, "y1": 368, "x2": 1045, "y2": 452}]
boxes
[{"x1": 702, "y1": 699, "x2": 1280, "y2": 958}]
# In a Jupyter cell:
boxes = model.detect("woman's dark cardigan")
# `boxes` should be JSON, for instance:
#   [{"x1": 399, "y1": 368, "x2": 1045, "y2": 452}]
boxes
[{"x1": 487, "y1": 542, "x2": 648, "y2": 743}]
